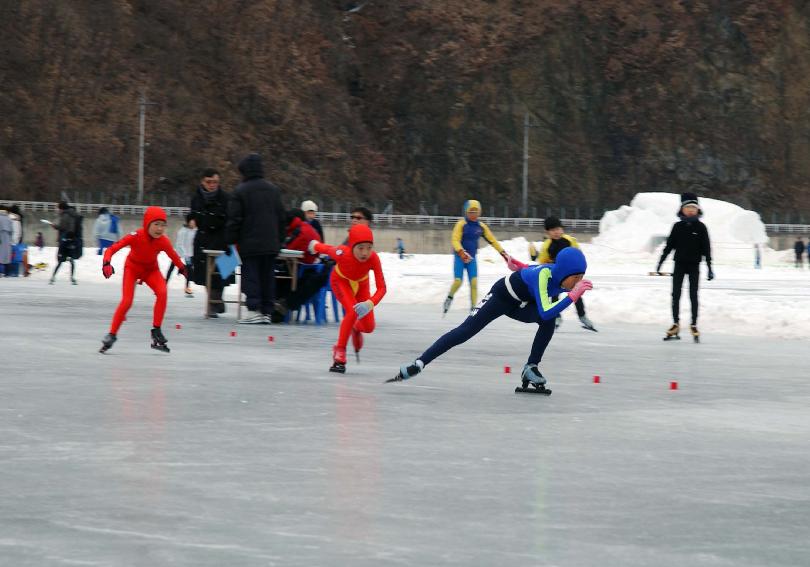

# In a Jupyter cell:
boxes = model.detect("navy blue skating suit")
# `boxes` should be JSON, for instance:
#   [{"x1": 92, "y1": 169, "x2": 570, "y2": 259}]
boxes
[{"x1": 419, "y1": 247, "x2": 587, "y2": 367}]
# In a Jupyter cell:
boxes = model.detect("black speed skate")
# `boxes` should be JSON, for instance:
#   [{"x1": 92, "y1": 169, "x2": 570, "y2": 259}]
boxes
[
  {"x1": 690, "y1": 325, "x2": 700, "y2": 343},
  {"x1": 329, "y1": 346, "x2": 347, "y2": 373},
  {"x1": 99, "y1": 333, "x2": 117, "y2": 354},
  {"x1": 385, "y1": 360, "x2": 424, "y2": 383},
  {"x1": 663, "y1": 323, "x2": 680, "y2": 341},
  {"x1": 514, "y1": 363, "x2": 552, "y2": 395},
  {"x1": 150, "y1": 327, "x2": 170, "y2": 353}
]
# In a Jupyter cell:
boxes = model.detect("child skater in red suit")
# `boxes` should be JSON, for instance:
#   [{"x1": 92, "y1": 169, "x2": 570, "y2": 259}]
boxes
[
  {"x1": 308, "y1": 224, "x2": 387, "y2": 373},
  {"x1": 99, "y1": 206, "x2": 187, "y2": 353}
]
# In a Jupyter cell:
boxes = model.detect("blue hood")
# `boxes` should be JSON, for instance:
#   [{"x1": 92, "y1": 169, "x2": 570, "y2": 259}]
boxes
[{"x1": 550, "y1": 247, "x2": 587, "y2": 287}]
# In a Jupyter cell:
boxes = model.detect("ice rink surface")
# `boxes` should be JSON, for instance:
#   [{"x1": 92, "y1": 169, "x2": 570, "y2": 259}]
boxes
[{"x1": 2, "y1": 276, "x2": 809, "y2": 567}]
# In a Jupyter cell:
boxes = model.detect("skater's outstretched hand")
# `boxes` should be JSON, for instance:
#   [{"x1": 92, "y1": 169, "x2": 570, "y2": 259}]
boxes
[
  {"x1": 353, "y1": 299, "x2": 374, "y2": 319},
  {"x1": 567, "y1": 279, "x2": 593, "y2": 302},
  {"x1": 102, "y1": 262, "x2": 114, "y2": 279},
  {"x1": 707, "y1": 268, "x2": 715, "y2": 281},
  {"x1": 457, "y1": 249, "x2": 473, "y2": 264},
  {"x1": 504, "y1": 254, "x2": 527, "y2": 272},
  {"x1": 307, "y1": 240, "x2": 319, "y2": 254}
]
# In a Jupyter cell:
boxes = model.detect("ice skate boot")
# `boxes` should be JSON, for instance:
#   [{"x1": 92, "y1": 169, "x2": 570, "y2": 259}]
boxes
[
  {"x1": 329, "y1": 345, "x2": 347, "y2": 373},
  {"x1": 351, "y1": 328, "x2": 363, "y2": 362},
  {"x1": 99, "y1": 333, "x2": 117, "y2": 354},
  {"x1": 48, "y1": 276, "x2": 55, "y2": 285},
  {"x1": 515, "y1": 363, "x2": 552, "y2": 395},
  {"x1": 663, "y1": 323, "x2": 680, "y2": 341},
  {"x1": 386, "y1": 359, "x2": 424, "y2": 383},
  {"x1": 71, "y1": 278, "x2": 77, "y2": 285},
  {"x1": 150, "y1": 327, "x2": 170, "y2": 352},
  {"x1": 579, "y1": 315, "x2": 597, "y2": 332},
  {"x1": 442, "y1": 295, "x2": 453, "y2": 316},
  {"x1": 690, "y1": 324, "x2": 700, "y2": 343}
]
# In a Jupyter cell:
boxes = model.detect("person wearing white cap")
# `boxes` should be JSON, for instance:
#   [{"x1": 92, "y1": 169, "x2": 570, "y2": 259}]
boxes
[{"x1": 300, "y1": 200, "x2": 324, "y2": 241}]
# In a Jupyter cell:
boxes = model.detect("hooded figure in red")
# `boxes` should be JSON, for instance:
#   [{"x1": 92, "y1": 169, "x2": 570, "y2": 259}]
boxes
[
  {"x1": 99, "y1": 206, "x2": 186, "y2": 353},
  {"x1": 311, "y1": 224, "x2": 387, "y2": 372}
]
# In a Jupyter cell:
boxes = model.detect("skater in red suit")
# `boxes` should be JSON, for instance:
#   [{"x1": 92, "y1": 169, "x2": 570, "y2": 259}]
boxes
[
  {"x1": 99, "y1": 206, "x2": 187, "y2": 353},
  {"x1": 309, "y1": 224, "x2": 387, "y2": 372}
]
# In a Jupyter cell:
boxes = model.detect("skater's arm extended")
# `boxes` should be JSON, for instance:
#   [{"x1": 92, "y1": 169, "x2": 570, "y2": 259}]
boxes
[
  {"x1": 102, "y1": 232, "x2": 135, "y2": 263},
  {"x1": 480, "y1": 222, "x2": 506, "y2": 256},
  {"x1": 311, "y1": 241, "x2": 340, "y2": 259},
  {"x1": 368, "y1": 255, "x2": 387, "y2": 305},
  {"x1": 656, "y1": 224, "x2": 677, "y2": 271},
  {"x1": 159, "y1": 237, "x2": 186, "y2": 270},
  {"x1": 535, "y1": 268, "x2": 572, "y2": 320}
]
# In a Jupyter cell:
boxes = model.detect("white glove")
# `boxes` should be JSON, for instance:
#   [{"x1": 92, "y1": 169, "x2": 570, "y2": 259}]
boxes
[
  {"x1": 354, "y1": 300, "x2": 374, "y2": 319},
  {"x1": 307, "y1": 240, "x2": 319, "y2": 254}
]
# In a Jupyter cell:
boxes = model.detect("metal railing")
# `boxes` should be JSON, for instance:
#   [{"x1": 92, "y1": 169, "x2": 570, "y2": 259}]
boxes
[{"x1": 4, "y1": 199, "x2": 808, "y2": 235}]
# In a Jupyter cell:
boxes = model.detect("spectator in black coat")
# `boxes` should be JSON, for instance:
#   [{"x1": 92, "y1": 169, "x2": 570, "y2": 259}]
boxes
[
  {"x1": 226, "y1": 153, "x2": 286, "y2": 324},
  {"x1": 190, "y1": 168, "x2": 234, "y2": 317},
  {"x1": 656, "y1": 191, "x2": 713, "y2": 340},
  {"x1": 794, "y1": 238, "x2": 804, "y2": 268}
]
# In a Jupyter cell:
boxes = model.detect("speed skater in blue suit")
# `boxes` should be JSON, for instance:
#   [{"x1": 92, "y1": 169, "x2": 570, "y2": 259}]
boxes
[{"x1": 389, "y1": 247, "x2": 594, "y2": 390}]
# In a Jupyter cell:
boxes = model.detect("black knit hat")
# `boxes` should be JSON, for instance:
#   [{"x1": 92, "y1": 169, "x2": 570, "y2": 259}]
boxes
[
  {"x1": 544, "y1": 216, "x2": 563, "y2": 230},
  {"x1": 680, "y1": 192, "x2": 699, "y2": 207}
]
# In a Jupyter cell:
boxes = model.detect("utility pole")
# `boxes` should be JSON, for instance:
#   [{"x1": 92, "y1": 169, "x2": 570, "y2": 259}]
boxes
[
  {"x1": 137, "y1": 93, "x2": 158, "y2": 203},
  {"x1": 521, "y1": 111, "x2": 530, "y2": 217}
]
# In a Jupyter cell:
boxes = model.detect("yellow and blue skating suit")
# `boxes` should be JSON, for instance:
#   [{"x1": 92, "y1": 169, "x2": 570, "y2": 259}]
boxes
[{"x1": 449, "y1": 200, "x2": 505, "y2": 306}]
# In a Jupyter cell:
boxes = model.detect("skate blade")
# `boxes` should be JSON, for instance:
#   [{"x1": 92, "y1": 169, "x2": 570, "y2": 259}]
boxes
[
  {"x1": 151, "y1": 344, "x2": 170, "y2": 353},
  {"x1": 514, "y1": 385, "x2": 552, "y2": 395},
  {"x1": 693, "y1": 336, "x2": 700, "y2": 343},
  {"x1": 385, "y1": 375, "x2": 403, "y2": 383},
  {"x1": 582, "y1": 326, "x2": 598, "y2": 332},
  {"x1": 99, "y1": 347, "x2": 110, "y2": 354},
  {"x1": 663, "y1": 335, "x2": 681, "y2": 341},
  {"x1": 329, "y1": 365, "x2": 346, "y2": 374}
]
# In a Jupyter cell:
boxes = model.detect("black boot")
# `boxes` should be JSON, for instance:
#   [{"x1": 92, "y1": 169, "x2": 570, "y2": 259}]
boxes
[
  {"x1": 99, "y1": 333, "x2": 117, "y2": 354},
  {"x1": 151, "y1": 327, "x2": 170, "y2": 352}
]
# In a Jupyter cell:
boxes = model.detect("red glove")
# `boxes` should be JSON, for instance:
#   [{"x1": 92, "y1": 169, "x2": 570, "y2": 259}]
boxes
[
  {"x1": 102, "y1": 262, "x2": 114, "y2": 279},
  {"x1": 503, "y1": 254, "x2": 527, "y2": 272},
  {"x1": 567, "y1": 279, "x2": 593, "y2": 302}
]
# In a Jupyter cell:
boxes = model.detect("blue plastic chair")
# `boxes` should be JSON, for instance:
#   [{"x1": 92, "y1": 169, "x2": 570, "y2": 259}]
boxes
[{"x1": 293, "y1": 264, "x2": 341, "y2": 324}]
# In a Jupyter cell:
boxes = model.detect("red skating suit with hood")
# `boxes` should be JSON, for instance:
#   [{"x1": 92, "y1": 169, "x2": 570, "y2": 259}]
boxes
[
  {"x1": 313, "y1": 224, "x2": 387, "y2": 362},
  {"x1": 103, "y1": 206, "x2": 185, "y2": 334}
]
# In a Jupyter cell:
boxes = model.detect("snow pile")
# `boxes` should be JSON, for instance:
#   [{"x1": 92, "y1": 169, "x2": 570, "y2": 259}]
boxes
[{"x1": 593, "y1": 192, "x2": 769, "y2": 264}]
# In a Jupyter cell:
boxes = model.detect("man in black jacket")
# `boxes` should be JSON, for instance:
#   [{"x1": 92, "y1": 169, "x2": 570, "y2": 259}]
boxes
[
  {"x1": 794, "y1": 238, "x2": 804, "y2": 268},
  {"x1": 190, "y1": 168, "x2": 234, "y2": 317},
  {"x1": 226, "y1": 154, "x2": 286, "y2": 324},
  {"x1": 656, "y1": 192, "x2": 713, "y2": 342}
]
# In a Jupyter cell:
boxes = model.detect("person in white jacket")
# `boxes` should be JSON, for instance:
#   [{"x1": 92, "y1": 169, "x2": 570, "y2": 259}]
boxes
[
  {"x1": 165, "y1": 214, "x2": 197, "y2": 296},
  {"x1": 93, "y1": 207, "x2": 121, "y2": 254}
]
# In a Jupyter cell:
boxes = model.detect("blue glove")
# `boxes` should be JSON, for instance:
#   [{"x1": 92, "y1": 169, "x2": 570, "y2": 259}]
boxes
[
  {"x1": 707, "y1": 268, "x2": 715, "y2": 281},
  {"x1": 353, "y1": 300, "x2": 374, "y2": 319}
]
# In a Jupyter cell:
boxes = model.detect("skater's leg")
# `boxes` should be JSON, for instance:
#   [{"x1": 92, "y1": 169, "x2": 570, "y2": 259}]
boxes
[
  {"x1": 333, "y1": 277, "x2": 359, "y2": 350},
  {"x1": 110, "y1": 268, "x2": 138, "y2": 334},
  {"x1": 687, "y1": 264, "x2": 700, "y2": 325},
  {"x1": 143, "y1": 269, "x2": 168, "y2": 328},
  {"x1": 69, "y1": 259, "x2": 75, "y2": 279},
  {"x1": 51, "y1": 260, "x2": 63, "y2": 279},
  {"x1": 352, "y1": 281, "x2": 376, "y2": 334},
  {"x1": 419, "y1": 278, "x2": 512, "y2": 366},
  {"x1": 448, "y1": 255, "x2": 464, "y2": 298},
  {"x1": 527, "y1": 321, "x2": 556, "y2": 365},
  {"x1": 671, "y1": 264, "x2": 686, "y2": 323},
  {"x1": 467, "y1": 258, "x2": 478, "y2": 307}
]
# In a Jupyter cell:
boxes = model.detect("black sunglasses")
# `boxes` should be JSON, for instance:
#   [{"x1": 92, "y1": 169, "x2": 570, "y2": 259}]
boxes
[{"x1": 351, "y1": 215, "x2": 366, "y2": 220}]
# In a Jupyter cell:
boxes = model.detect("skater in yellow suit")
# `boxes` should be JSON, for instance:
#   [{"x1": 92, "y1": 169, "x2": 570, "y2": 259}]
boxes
[{"x1": 443, "y1": 200, "x2": 509, "y2": 314}]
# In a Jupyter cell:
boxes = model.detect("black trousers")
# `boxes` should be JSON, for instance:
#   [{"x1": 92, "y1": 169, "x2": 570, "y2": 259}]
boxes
[
  {"x1": 672, "y1": 262, "x2": 700, "y2": 325},
  {"x1": 241, "y1": 254, "x2": 277, "y2": 314},
  {"x1": 286, "y1": 264, "x2": 331, "y2": 311},
  {"x1": 420, "y1": 275, "x2": 555, "y2": 367}
]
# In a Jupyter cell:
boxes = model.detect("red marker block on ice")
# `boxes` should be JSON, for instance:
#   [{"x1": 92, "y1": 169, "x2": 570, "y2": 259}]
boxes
[
  {"x1": 670, "y1": 381, "x2": 679, "y2": 390},
  {"x1": 593, "y1": 375, "x2": 601, "y2": 384},
  {"x1": 268, "y1": 336, "x2": 274, "y2": 343},
  {"x1": 504, "y1": 365, "x2": 511, "y2": 374},
  {"x1": 175, "y1": 323, "x2": 182, "y2": 330},
  {"x1": 230, "y1": 330, "x2": 237, "y2": 337}
]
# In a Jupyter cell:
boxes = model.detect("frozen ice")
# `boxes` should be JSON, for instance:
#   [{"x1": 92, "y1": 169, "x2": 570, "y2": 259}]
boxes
[{"x1": 1, "y1": 268, "x2": 809, "y2": 566}]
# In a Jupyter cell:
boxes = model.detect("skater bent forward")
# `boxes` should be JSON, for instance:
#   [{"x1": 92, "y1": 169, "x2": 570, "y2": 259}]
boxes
[{"x1": 391, "y1": 247, "x2": 593, "y2": 392}]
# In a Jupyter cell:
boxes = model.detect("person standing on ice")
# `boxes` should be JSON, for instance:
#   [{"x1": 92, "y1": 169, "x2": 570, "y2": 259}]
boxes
[
  {"x1": 656, "y1": 192, "x2": 713, "y2": 342},
  {"x1": 536, "y1": 216, "x2": 597, "y2": 331},
  {"x1": 793, "y1": 238, "x2": 804, "y2": 268},
  {"x1": 308, "y1": 224, "x2": 386, "y2": 373},
  {"x1": 99, "y1": 206, "x2": 187, "y2": 354},
  {"x1": 390, "y1": 247, "x2": 593, "y2": 393},
  {"x1": 442, "y1": 199, "x2": 510, "y2": 315}
]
